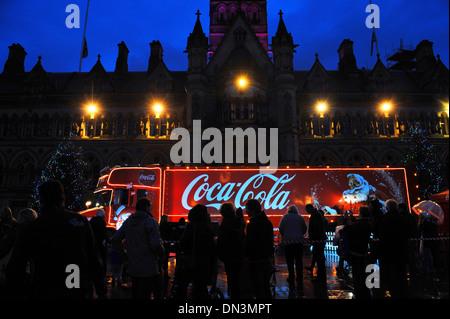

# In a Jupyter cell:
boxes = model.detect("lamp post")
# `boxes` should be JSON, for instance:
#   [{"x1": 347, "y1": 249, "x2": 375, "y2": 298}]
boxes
[
  {"x1": 315, "y1": 101, "x2": 328, "y2": 137},
  {"x1": 379, "y1": 100, "x2": 395, "y2": 136},
  {"x1": 84, "y1": 102, "x2": 98, "y2": 137},
  {"x1": 236, "y1": 75, "x2": 249, "y2": 91},
  {"x1": 152, "y1": 102, "x2": 164, "y2": 137},
  {"x1": 316, "y1": 101, "x2": 328, "y2": 118}
]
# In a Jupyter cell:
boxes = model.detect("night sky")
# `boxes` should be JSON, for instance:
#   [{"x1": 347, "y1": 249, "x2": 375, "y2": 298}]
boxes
[{"x1": 0, "y1": 0, "x2": 448, "y2": 73}]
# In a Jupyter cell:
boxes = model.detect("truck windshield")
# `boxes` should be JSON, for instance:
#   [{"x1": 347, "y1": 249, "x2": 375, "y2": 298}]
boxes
[{"x1": 92, "y1": 190, "x2": 112, "y2": 207}]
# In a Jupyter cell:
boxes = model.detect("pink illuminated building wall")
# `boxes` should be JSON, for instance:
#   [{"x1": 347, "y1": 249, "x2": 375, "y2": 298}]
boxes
[{"x1": 209, "y1": 0, "x2": 269, "y2": 53}]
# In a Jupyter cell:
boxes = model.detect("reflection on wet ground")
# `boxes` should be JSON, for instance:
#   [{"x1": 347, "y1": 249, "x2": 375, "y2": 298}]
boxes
[{"x1": 106, "y1": 245, "x2": 449, "y2": 299}]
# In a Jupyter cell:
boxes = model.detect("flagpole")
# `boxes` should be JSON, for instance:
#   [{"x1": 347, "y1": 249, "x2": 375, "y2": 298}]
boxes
[
  {"x1": 78, "y1": 0, "x2": 90, "y2": 72},
  {"x1": 369, "y1": 0, "x2": 379, "y2": 57}
]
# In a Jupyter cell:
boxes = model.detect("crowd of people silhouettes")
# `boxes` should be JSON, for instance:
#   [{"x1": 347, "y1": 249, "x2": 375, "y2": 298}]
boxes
[{"x1": 0, "y1": 179, "x2": 445, "y2": 299}]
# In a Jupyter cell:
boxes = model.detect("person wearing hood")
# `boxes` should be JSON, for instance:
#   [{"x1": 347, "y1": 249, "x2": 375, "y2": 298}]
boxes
[
  {"x1": 217, "y1": 202, "x2": 245, "y2": 299},
  {"x1": 343, "y1": 205, "x2": 372, "y2": 299},
  {"x1": 279, "y1": 205, "x2": 307, "y2": 292},
  {"x1": 111, "y1": 197, "x2": 164, "y2": 299}
]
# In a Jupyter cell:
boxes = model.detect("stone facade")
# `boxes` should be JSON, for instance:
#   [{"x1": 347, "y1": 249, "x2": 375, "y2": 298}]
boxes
[{"x1": 0, "y1": 1, "x2": 448, "y2": 212}]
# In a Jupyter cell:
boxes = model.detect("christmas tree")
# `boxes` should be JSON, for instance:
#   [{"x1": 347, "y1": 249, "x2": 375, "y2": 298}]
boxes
[
  {"x1": 32, "y1": 137, "x2": 90, "y2": 211},
  {"x1": 402, "y1": 122, "x2": 443, "y2": 199}
]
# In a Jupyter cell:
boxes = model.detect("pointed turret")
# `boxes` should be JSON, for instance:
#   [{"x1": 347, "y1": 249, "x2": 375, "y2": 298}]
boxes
[
  {"x1": 29, "y1": 56, "x2": 47, "y2": 79},
  {"x1": 271, "y1": 10, "x2": 299, "y2": 166},
  {"x1": 186, "y1": 10, "x2": 208, "y2": 73},
  {"x1": 272, "y1": 10, "x2": 295, "y2": 48},
  {"x1": 90, "y1": 54, "x2": 107, "y2": 75},
  {"x1": 187, "y1": 10, "x2": 208, "y2": 51},
  {"x1": 271, "y1": 10, "x2": 298, "y2": 73}
]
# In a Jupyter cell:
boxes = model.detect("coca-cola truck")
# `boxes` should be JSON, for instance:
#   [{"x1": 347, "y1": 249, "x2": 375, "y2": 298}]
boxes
[
  {"x1": 79, "y1": 166, "x2": 416, "y2": 231},
  {"x1": 79, "y1": 166, "x2": 162, "y2": 230}
]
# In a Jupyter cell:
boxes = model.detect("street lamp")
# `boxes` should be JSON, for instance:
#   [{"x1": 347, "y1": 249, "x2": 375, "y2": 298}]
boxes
[
  {"x1": 86, "y1": 102, "x2": 98, "y2": 119},
  {"x1": 315, "y1": 101, "x2": 328, "y2": 119},
  {"x1": 236, "y1": 75, "x2": 249, "y2": 90},
  {"x1": 316, "y1": 101, "x2": 327, "y2": 114},
  {"x1": 153, "y1": 102, "x2": 164, "y2": 118},
  {"x1": 380, "y1": 101, "x2": 393, "y2": 117},
  {"x1": 152, "y1": 102, "x2": 165, "y2": 137},
  {"x1": 83, "y1": 101, "x2": 100, "y2": 138}
]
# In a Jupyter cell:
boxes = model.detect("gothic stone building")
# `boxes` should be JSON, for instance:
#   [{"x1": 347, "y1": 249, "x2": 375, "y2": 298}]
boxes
[{"x1": 0, "y1": 0, "x2": 449, "y2": 212}]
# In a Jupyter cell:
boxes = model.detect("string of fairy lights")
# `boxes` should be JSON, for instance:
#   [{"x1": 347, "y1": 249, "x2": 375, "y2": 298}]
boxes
[{"x1": 402, "y1": 122, "x2": 443, "y2": 199}]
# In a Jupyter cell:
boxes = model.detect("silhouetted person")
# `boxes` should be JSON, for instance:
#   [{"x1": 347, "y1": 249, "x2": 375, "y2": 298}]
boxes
[
  {"x1": 279, "y1": 205, "x2": 307, "y2": 292},
  {"x1": 419, "y1": 211, "x2": 440, "y2": 273},
  {"x1": 0, "y1": 206, "x2": 17, "y2": 295},
  {"x1": 379, "y1": 199, "x2": 409, "y2": 298},
  {"x1": 306, "y1": 204, "x2": 327, "y2": 283},
  {"x1": 7, "y1": 180, "x2": 106, "y2": 298},
  {"x1": 112, "y1": 197, "x2": 164, "y2": 299},
  {"x1": 368, "y1": 199, "x2": 384, "y2": 265},
  {"x1": 0, "y1": 206, "x2": 17, "y2": 259},
  {"x1": 159, "y1": 214, "x2": 172, "y2": 297},
  {"x1": 217, "y1": 202, "x2": 245, "y2": 299},
  {"x1": 334, "y1": 211, "x2": 352, "y2": 276},
  {"x1": 398, "y1": 203, "x2": 419, "y2": 277},
  {"x1": 244, "y1": 199, "x2": 274, "y2": 299},
  {"x1": 90, "y1": 209, "x2": 108, "y2": 275},
  {"x1": 177, "y1": 204, "x2": 215, "y2": 299},
  {"x1": 344, "y1": 205, "x2": 372, "y2": 299}
]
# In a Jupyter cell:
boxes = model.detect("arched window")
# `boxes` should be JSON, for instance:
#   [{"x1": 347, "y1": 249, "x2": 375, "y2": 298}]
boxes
[
  {"x1": 217, "y1": 5, "x2": 227, "y2": 24},
  {"x1": 84, "y1": 152, "x2": 102, "y2": 187},
  {"x1": 311, "y1": 151, "x2": 339, "y2": 166},
  {"x1": 322, "y1": 115, "x2": 331, "y2": 136},
  {"x1": 126, "y1": 114, "x2": 138, "y2": 137},
  {"x1": 249, "y1": 6, "x2": 260, "y2": 23},
  {"x1": 0, "y1": 115, "x2": 7, "y2": 137},
  {"x1": 12, "y1": 153, "x2": 36, "y2": 187},
  {"x1": 312, "y1": 114, "x2": 320, "y2": 136},
  {"x1": 0, "y1": 157, "x2": 5, "y2": 186},
  {"x1": 344, "y1": 113, "x2": 353, "y2": 136},
  {"x1": 63, "y1": 115, "x2": 72, "y2": 137},
  {"x1": 439, "y1": 112, "x2": 449, "y2": 135},
  {"x1": 116, "y1": 114, "x2": 124, "y2": 137},
  {"x1": 353, "y1": 114, "x2": 364, "y2": 136},
  {"x1": 346, "y1": 151, "x2": 372, "y2": 167}
]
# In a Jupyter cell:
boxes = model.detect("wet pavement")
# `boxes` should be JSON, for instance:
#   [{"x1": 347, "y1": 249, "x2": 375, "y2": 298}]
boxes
[{"x1": 104, "y1": 244, "x2": 449, "y2": 300}]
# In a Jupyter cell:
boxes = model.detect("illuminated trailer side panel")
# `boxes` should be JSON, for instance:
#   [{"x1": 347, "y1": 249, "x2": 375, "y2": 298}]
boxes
[{"x1": 162, "y1": 167, "x2": 411, "y2": 227}]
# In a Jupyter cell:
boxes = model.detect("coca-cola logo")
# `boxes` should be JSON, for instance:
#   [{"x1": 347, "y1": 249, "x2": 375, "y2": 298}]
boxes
[
  {"x1": 138, "y1": 170, "x2": 157, "y2": 186},
  {"x1": 181, "y1": 173, "x2": 295, "y2": 211}
]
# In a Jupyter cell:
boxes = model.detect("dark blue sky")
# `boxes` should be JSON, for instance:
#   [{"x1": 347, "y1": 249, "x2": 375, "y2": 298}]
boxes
[{"x1": 0, "y1": 0, "x2": 448, "y2": 73}]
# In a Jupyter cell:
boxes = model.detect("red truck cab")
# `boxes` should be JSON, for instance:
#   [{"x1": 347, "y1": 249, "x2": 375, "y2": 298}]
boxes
[{"x1": 79, "y1": 166, "x2": 162, "y2": 230}]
